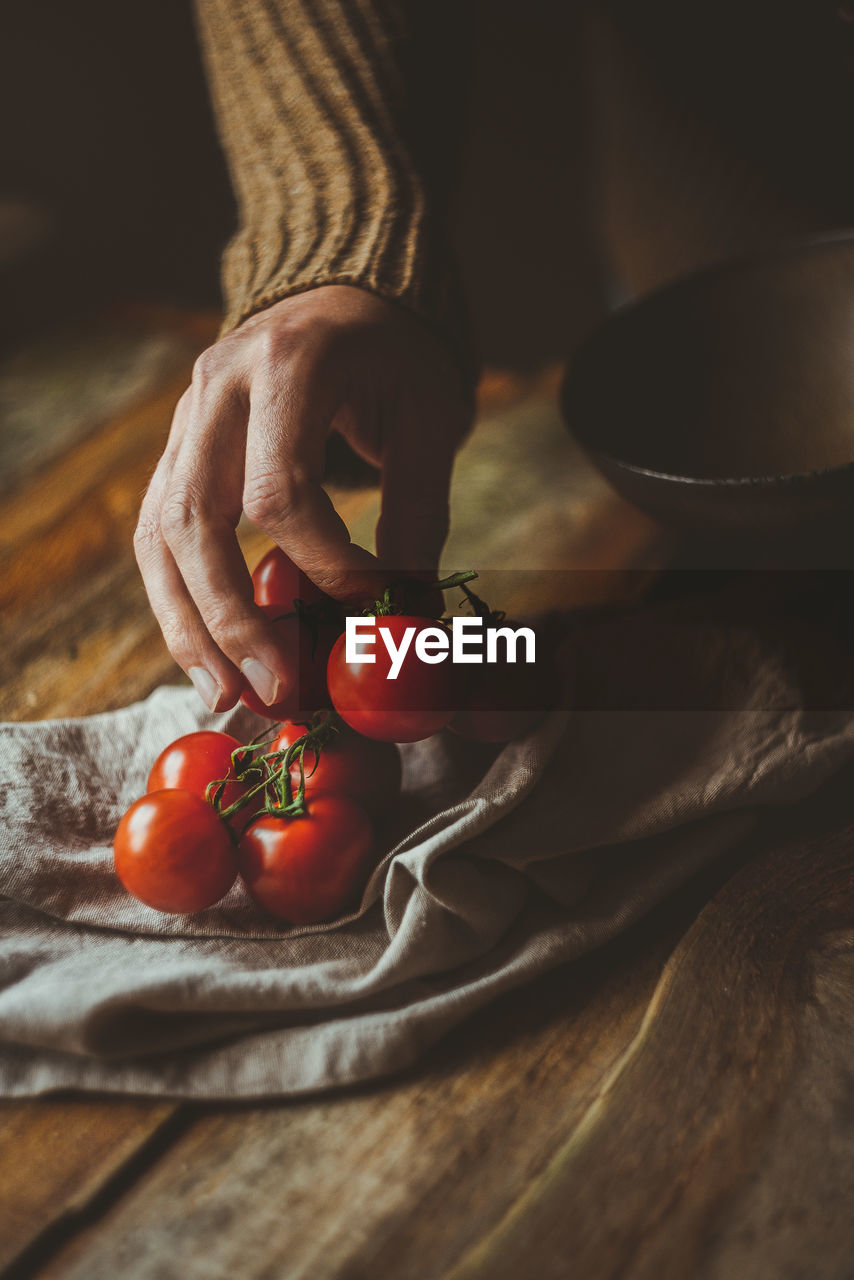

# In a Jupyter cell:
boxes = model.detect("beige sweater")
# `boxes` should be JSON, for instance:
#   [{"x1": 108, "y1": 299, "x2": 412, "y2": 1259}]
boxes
[{"x1": 194, "y1": 0, "x2": 471, "y2": 376}]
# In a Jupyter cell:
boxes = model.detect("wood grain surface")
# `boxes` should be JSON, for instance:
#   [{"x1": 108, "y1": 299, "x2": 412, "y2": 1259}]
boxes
[
  {"x1": 0, "y1": 1102, "x2": 180, "y2": 1275},
  {"x1": 2, "y1": 307, "x2": 852, "y2": 1280},
  {"x1": 451, "y1": 799, "x2": 854, "y2": 1280}
]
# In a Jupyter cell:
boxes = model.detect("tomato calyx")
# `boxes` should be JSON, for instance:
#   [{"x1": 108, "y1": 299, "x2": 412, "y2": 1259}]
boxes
[
  {"x1": 207, "y1": 710, "x2": 347, "y2": 828},
  {"x1": 204, "y1": 723, "x2": 281, "y2": 826},
  {"x1": 204, "y1": 738, "x2": 267, "y2": 814},
  {"x1": 369, "y1": 569, "x2": 479, "y2": 618},
  {"x1": 265, "y1": 709, "x2": 343, "y2": 818}
]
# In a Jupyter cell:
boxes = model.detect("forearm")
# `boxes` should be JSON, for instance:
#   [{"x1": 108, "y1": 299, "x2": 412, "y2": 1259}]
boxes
[{"x1": 194, "y1": 0, "x2": 473, "y2": 377}]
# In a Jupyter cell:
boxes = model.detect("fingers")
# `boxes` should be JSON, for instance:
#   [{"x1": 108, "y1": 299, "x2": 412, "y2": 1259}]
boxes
[
  {"x1": 243, "y1": 379, "x2": 387, "y2": 605},
  {"x1": 135, "y1": 500, "x2": 242, "y2": 710},
  {"x1": 135, "y1": 371, "x2": 300, "y2": 711},
  {"x1": 159, "y1": 380, "x2": 300, "y2": 705},
  {"x1": 134, "y1": 395, "x2": 244, "y2": 709}
]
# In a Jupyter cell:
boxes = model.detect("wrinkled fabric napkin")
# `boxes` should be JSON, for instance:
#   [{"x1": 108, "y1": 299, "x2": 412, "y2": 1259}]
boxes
[{"x1": 1, "y1": 577, "x2": 852, "y2": 1098}]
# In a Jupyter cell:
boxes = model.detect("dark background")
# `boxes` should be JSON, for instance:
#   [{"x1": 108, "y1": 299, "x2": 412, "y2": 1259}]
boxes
[
  {"x1": 3, "y1": 0, "x2": 854, "y2": 364},
  {"x1": 1, "y1": 1, "x2": 234, "y2": 341}
]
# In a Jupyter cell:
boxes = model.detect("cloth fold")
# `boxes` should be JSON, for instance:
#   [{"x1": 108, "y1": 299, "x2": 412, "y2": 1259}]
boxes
[{"x1": 1, "y1": 580, "x2": 852, "y2": 1098}]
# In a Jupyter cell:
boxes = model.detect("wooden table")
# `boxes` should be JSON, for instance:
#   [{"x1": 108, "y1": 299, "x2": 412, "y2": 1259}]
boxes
[{"x1": 2, "y1": 308, "x2": 853, "y2": 1280}]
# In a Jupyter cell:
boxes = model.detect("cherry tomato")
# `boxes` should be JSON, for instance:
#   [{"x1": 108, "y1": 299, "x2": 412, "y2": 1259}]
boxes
[
  {"x1": 147, "y1": 730, "x2": 258, "y2": 834},
  {"x1": 271, "y1": 721, "x2": 401, "y2": 817},
  {"x1": 241, "y1": 606, "x2": 339, "y2": 721},
  {"x1": 114, "y1": 790, "x2": 238, "y2": 913},
  {"x1": 326, "y1": 615, "x2": 455, "y2": 742},
  {"x1": 252, "y1": 545, "x2": 325, "y2": 610},
  {"x1": 238, "y1": 793, "x2": 375, "y2": 924},
  {"x1": 147, "y1": 731, "x2": 249, "y2": 809}
]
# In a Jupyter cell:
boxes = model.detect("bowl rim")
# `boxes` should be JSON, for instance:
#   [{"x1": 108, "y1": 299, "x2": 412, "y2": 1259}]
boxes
[
  {"x1": 563, "y1": 229, "x2": 854, "y2": 488},
  {"x1": 590, "y1": 453, "x2": 854, "y2": 490}
]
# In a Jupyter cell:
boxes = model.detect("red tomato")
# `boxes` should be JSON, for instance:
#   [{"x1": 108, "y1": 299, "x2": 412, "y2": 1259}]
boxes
[
  {"x1": 147, "y1": 730, "x2": 245, "y2": 806},
  {"x1": 326, "y1": 615, "x2": 455, "y2": 742},
  {"x1": 114, "y1": 790, "x2": 238, "y2": 913},
  {"x1": 238, "y1": 793, "x2": 375, "y2": 924},
  {"x1": 271, "y1": 722, "x2": 401, "y2": 817},
  {"x1": 252, "y1": 545, "x2": 325, "y2": 610},
  {"x1": 242, "y1": 606, "x2": 339, "y2": 721},
  {"x1": 147, "y1": 730, "x2": 257, "y2": 834}
]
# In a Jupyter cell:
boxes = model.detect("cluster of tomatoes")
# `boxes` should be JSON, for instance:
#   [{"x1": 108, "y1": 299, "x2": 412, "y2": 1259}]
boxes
[
  {"x1": 247, "y1": 546, "x2": 552, "y2": 745},
  {"x1": 113, "y1": 716, "x2": 399, "y2": 924},
  {"x1": 113, "y1": 548, "x2": 553, "y2": 925}
]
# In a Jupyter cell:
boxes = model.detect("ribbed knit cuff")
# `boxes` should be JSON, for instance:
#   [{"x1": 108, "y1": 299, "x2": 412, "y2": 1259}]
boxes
[{"x1": 195, "y1": 0, "x2": 475, "y2": 385}]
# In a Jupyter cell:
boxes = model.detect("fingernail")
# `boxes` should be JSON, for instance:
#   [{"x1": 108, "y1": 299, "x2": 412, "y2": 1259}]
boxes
[
  {"x1": 189, "y1": 666, "x2": 224, "y2": 712},
  {"x1": 241, "y1": 659, "x2": 280, "y2": 706}
]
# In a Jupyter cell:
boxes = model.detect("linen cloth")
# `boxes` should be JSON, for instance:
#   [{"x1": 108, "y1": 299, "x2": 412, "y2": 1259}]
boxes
[{"x1": 1, "y1": 579, "x2": 852, "y2": 1098}]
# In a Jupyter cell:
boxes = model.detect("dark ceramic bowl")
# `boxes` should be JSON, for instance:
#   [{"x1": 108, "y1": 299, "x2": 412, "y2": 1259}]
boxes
[{"x1": 562, "y1": 236, "x2": 854, "y2": 538}]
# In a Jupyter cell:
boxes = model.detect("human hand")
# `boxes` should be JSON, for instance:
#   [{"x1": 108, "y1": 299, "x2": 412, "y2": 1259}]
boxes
[{"x1": 134, "y1": 285, "x2": 472, "y2": 712}]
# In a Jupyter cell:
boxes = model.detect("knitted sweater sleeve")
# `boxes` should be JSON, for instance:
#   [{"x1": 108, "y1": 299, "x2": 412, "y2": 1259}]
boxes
[{"x1": 193, "y1": 0, "x2": 473, "y2": 376}]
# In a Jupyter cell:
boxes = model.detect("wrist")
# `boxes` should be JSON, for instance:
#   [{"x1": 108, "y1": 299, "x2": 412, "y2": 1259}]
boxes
[{"x1": 225, "y1": 279, "x2": 476, "y2": 399}]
